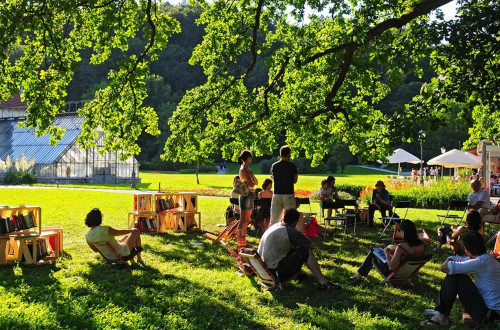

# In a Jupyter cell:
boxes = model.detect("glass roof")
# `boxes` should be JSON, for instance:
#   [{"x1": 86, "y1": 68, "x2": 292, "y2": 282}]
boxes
[{"x1": 0, "y1": 115, "x2": 84, "y2": 164}]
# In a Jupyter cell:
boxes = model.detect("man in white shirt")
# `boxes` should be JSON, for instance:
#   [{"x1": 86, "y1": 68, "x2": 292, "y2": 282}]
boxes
[
  {"x1": 421, "y1": 231, "x2": 500, "y2": 326},
  {"x1": 468, "y1": 179, "x2": 490, "y2": 217}
]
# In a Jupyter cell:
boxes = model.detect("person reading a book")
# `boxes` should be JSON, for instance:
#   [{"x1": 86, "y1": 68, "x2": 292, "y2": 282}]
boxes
[
  {"x1": 85, "y1": 208, "x2": 144, "y2": 264},
  {"x1": 368, "y1": 180, "x2": 392, "y2": 227},
  {"x1": 420, "y1": 231, "x2": 500, "y2": 327},
  {"x1": 350, "y1": 220, "x2": 425, "y2": 281},
  {"x1": 258, "y1": 208, "x2": 341, "y2": 290}
]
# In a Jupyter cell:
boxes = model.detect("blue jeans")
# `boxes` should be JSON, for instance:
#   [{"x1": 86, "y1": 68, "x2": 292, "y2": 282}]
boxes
[{"x1": 239, "y1": 192, "x2": 255, "y2": 210}]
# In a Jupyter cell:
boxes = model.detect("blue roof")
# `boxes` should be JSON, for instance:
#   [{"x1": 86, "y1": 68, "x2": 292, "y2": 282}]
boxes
[{"x1": 0, "y1": 116, "x2": 84, "y2": 164}]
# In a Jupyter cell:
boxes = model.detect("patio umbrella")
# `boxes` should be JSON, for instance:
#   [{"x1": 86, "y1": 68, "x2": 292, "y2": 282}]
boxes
[
  {"x1": 384, "y1": 148, "x2": 421, "y2": 175},
  {"x1": 427, "y1": 149, "x2": 482, "y2": 169}
]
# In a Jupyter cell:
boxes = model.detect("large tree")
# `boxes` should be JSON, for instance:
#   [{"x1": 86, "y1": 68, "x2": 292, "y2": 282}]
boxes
[
  {"x1": 0, "y1": 0, "x2": 180, "y2": 159},
  {"x1": 163, "y1": 0, "x2": 457, "y2": 165}
]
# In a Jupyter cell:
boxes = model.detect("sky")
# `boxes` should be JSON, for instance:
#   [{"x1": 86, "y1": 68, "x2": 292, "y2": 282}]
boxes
[{"x1": 166, "y1": 0, "x2": 458, "y2": 21}]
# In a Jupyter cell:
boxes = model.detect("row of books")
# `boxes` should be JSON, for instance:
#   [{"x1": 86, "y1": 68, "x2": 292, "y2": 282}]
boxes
[
  {"x1": 156, "y1": 198, "x2": 178, "y2": 212},
  {"x1": 0, "y1": 212, "x2": 37, "y2": 234},
  {"x1": 133, "y1": 195, "x2": 152, "y2": 212},
  {"x1": 135, "y1": 217, "x2": 157, "y2": 232}
]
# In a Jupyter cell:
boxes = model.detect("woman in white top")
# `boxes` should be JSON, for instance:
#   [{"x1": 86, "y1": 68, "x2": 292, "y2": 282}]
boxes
[{"x1": 85, "y1": 208, "x2": 143, "y2": 263}]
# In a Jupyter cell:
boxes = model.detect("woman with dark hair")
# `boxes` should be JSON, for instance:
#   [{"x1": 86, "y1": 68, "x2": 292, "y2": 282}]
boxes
[
  {"x1": 85, "y1": 208, "x2": 144, "y2": 263},
  {"x1": 351, "y1": 220, "x2": 425, "y2": 281},
  {"x1": 237, "y1": 149, "x2": 258, "y2": 252},
  {"x1": 448, "y1": 210, "x2": 483, "y2": 254}
]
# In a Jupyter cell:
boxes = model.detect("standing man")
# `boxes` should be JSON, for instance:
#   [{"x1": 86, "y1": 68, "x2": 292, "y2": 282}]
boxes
[{"x1": 270, "y1": 146, "x2": 298, "y2": 225}]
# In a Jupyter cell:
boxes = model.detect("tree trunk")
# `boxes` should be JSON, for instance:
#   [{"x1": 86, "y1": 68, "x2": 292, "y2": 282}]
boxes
[{"x1": 196, "y1": 162, "x2": 200, "y2": 185}]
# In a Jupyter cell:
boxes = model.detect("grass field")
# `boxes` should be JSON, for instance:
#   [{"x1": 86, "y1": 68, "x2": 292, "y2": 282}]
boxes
[
  {"x1": 34, "y1": 165, "x2": 389, "y2": 195},
  {"x1": 0, "y1": 187, "x2": 485, "y2": 329}
]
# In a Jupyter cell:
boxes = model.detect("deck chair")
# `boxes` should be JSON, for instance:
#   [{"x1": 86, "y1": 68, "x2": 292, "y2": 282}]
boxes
[
  {"x1": 437, "y1": 200, "x2": 469, "y2": 227},
  {"x1": 321, "y1": 200, "x2": 346, "y2": 237},
  {"x1": 373, "y1": 253, "x2": 432, "y2": 285},
  {"x1": 203, "y1": 219, "x2": 239, "y2": 244},
  {"x1": 379, "y1": 201, "x2": 411, "y2": 239},
  {"x1": 239, "y1": 248, "x2": 278, "y2": 290},
  {"x1": 87, "y1": 241, "x2": 142, "y2": 266},
  {"x1": 336, "y1": 199, "x2": 359, "y2": 236}
]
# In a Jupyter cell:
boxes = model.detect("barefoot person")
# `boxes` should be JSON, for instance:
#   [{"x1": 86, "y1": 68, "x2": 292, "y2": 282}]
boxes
[
  {"x1": 85, "y1": 208, "x2": 144, "y2": 263},
  {"x1": 421, "y1": 231, "x2": 500, "y2": 327},
  {"x1": 237, "y1": 149, "x2": 258, "y2": 252}
]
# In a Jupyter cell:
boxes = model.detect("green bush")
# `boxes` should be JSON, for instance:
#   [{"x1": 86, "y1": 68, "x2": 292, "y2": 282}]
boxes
[
  {"x1": 258, "y1": 159, "x2": 274, "y2": 174},
  {"x1": 1, "y1": 171, "x2": 37, "y2": 184},
  {"x1": 293, "y1": 157, "x2": 327, "y2": 174},
  {"x1": 336, "y1": 183, "x2": 365, "y2": 198},
  {"x1": 359, "y1": 180, "x2": 470, "y2": 209},
  {"x1": 309, "y1": 189, "x2": 355, "y2": 202}
]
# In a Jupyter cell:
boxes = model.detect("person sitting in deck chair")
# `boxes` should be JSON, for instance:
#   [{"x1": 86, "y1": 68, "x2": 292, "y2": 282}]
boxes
[
  {"x1": 85, "y1": 208, "x2": 144, "y2": 264},
  {"x1": 257, "y1": 208, "x2": 341, "y2": 290},
  {"x1": 421, "y1": 231, "x2": 500, "y2": 327}
]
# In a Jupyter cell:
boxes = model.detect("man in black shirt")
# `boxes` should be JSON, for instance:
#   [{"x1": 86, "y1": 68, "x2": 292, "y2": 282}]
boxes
[{"x1": 270, "y1": 146, "x2": 298, "y2": 225}]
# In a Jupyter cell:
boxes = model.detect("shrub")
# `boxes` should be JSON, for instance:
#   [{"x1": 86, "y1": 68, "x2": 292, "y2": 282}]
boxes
[
  {"x1": 258, "y1": 159, "x2": 274, "y2": 174},
  {"x1": 293, "y1": 157, "x2": 327, "y2": 174},
  {"x1": 1, "y1": 171, "x2": 37, "y2": 185},
  {"x1": 358, "y1": 180, "x2": 470, "y2": 209},
  {"x1": 326, "y1": 156, "x2": 338, "y2": 173}
]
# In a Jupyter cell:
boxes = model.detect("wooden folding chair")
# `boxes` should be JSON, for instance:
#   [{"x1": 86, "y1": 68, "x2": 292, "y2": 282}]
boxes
[
  {"x1": 239, "y1": 248, "x2": 278, "y2": 290},
  {"x1": 437, "y1": 200, "x2": 469, "y2": 227},
  {"x1": 320, "y1": 200, "x2": 346, "y2": 237},
  {"x1": 373, "y1": 253, "x2": 432, "y2": 285},
  {"x1": 379, "y1": 201, "x2": 411, "y2": 239},
  {"x1": 203, "y1": 220, "x2": 239, "y2": 244}
]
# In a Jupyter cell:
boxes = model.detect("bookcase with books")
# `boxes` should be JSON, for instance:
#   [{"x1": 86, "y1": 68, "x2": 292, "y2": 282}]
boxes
[
  {"x1": 0, "y1": 205, "x2": 61, "y2": 265},
  {"x1": 154, "y1": 192, "x2": 202, "y2": 233},
  {"x1": 129, "y1": 193, "x2": 158, "y2": 232}
]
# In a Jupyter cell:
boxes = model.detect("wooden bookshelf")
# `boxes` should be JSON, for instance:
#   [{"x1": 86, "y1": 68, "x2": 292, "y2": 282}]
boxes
[
  {"x1": 0, "y1": 205, "x2": 61, "y2": 265},
  {"x1": 128, "y1": 212, "x2": 158, "y2": 232},
  {"x1": 133, "y1": 193, "x2": 154, "y2": 213}
]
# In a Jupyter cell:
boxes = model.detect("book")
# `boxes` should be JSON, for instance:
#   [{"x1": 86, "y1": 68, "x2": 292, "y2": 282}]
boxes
[{"x1": 373, "y1": 247, "x2": 387, "y2": 263}]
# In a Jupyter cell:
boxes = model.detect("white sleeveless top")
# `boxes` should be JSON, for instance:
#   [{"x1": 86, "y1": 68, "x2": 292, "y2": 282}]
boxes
[{"x1": 86, "y1": 225, "x2": 130, "y2": 260}]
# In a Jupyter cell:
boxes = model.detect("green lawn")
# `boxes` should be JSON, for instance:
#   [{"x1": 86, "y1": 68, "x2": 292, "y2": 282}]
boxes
[
  {"x1": 34, "y1": 165, "x2": 389, "y2": 194},
  {"x1": 0, "y1": 188, "x2": 484, "y2": 328}
]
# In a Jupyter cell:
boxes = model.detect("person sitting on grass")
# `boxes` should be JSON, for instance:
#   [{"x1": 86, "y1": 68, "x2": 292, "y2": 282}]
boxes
[
  {"x1": 420, "y1": 231, "x2": 500, "y2": 327},
  {"x1": 85, "y1": 208, "x2": 144, "y2": 264},
  {"x1": 294, "y1": 198, "x2": 335, "y2": 238},
  {"x1": 435, "y1": 210, "x2": 483, "y2": 253},
  {"x1": 257, "y1": 208, "x2": 341, "y2": 290},
  {"x1": 351, "y1": 220, "x2": 425, "y2": 281}
]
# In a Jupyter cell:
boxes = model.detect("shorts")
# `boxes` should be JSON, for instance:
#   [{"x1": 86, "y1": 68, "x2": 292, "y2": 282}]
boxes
[{"x1": 239, "y1": 192, "x2": 255, "y2": 210}]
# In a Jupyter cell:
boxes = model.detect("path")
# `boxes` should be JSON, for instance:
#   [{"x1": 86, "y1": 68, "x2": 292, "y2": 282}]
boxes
[{"x1": 353, "y1": 165, "x2": 411, "y2": 175}]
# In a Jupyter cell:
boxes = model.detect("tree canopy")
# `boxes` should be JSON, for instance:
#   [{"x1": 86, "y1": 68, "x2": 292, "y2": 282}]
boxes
[
  {"x1": 0, "y1": 0, "x2": 180, "y2": 160},
  {"x1": 163, "y1": 0, "x2": 462, "y2": 165}
]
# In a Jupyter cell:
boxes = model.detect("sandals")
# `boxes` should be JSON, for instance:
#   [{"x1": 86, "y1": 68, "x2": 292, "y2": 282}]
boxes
[{"x1": 318, "y1": 281, "x2": 342, "y2": 291}]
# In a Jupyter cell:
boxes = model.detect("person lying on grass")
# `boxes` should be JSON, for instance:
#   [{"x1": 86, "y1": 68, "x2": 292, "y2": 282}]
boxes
[
  {"x1": 351, "y1": 220, "x2": 425, "y2": 281},
  {"x1": 85, "y1": 208, "x2": 144, "y2": 264},
  {"x1": 257, "y1": 208, "x2": 341, "y2": 290},
  {"x1": 421, "y1": 231, "x2": 500, "y2": 327}
]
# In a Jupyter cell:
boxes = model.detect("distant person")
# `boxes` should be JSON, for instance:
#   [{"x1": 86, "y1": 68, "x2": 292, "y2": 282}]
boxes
[
  {"x1": 270, "y1": 146, "x2": 298, "y2": 225},
  {"x1": 229, "y1": 175, "x2": 241, "y2": 221},
  {"x1": 295, "y1": 198, "x2": 335, "y2": 237},
  {"x1": 237, "y1": 149, "x2": 258, "y2": 252},
  {"x1": 258, "y1": 209, "x2": 341, "y2": 290},
  {"x1": 368, "y1": 181, "x2": 392, "y2": 227},
  {"x1": 85, "y1": 208, "x2": 144, "y2": 263},
  {"x1": 421, "y1": 231, "x2": 500, "y2": 327},
  {"x1": 256, "y1": 179, "x2": 273, "y2": 231}
]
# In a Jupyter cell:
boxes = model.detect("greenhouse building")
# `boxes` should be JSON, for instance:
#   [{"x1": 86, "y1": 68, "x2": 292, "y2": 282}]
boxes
[{"x1": 0, "y1": 96, "x2": 139, "y2": 184}]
